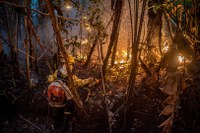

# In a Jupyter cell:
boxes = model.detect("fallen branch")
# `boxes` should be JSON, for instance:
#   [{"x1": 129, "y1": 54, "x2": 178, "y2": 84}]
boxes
[{"x1": 19, "y1": 115, "x2": 43, "y2": 132}]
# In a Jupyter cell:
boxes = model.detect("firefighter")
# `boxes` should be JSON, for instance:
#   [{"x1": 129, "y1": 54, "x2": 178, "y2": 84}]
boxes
[{"x1": 47, "y1": 54, "x2": 98, "y2": 131}]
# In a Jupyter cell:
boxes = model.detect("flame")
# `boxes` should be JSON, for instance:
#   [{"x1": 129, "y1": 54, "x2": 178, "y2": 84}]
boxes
[
  {"x1": 122, "y1": 50, "x2": 127, "y2": 57},
  {"x1": 77, "y1": 54, "x2": 87, "y2": 60},
  {"x1": 116, "y1": 51, "x2": 119, "y2": 56},
  {"x1": 86, "y1": 26, "x2": 91, "y2": 32},
  {"x1": 119, "y1": 66, "x2": 124, "y2": 69},
  {"x1": 114, "y1": 61, "x2": 118, "y2": 64},
  {"x1": 65, "y1": 3, "x2": 72, "y2": 9},
  {"x1": 81, "y1": 39, "x2": 88, "y2": 44},
  {"x1": 120, "y1": 59, "x2": 125, "y2": 64},
  {"x1": 162, "y1": 45, "x2": 169, "y2": 53},
  {"x1": 178, "y1": 55, "x2": 184, "y2": 63},
  {"x1": 82, "y1": 16, "x2": 88, "y2": 20},
  {"x1": 83, "y1": 23, "x2": 92, "y2": 32}
]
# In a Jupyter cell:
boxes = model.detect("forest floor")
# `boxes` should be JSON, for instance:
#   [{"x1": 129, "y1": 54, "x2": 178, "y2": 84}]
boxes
[{"x1": 0, "y1": 59, "x2": 200, "y2": 133}]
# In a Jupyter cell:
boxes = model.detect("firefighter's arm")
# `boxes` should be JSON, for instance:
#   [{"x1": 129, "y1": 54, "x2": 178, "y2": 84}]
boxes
[
  {"x1": 73, "y1": 75, "x2": 93, "y2": 89},
  {"x1": 73, "y1": 75, "x2": 100, "y2": 89}
]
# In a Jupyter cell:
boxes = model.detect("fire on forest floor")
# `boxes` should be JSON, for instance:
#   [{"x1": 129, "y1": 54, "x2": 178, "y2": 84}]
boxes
[{"x1": 0, "y1": 60, "x2": 200, "y2": 133}]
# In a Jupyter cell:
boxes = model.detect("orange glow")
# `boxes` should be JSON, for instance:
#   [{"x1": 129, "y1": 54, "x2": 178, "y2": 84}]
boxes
[
  {"x1": 84, "y1": 23, "x2": 91, "y2": 32},
  {"x1": 162, "y1": 45, "x2": 169, "y2": 53},
  {"x1": 116, "y1": 51, "x2": 119, "y2": 56},
  {"x1": 122, "y1": 50, "x2": 127, "y2": 57},
  {"x1": 86, "y1": 26, "x2": 91, "y2": 32},
  {"x1": 120, "y1": 59, "x2": 125, "y2": 64},
  {"x1": 65, "y1": 3, "x2": 72, "y2": 9},
  {"x1": 82, "y1": 16, "x2": 88, "y2": 20},
  {"x1": 81, "y1": 39, "x2": 88, "y2": 44}
]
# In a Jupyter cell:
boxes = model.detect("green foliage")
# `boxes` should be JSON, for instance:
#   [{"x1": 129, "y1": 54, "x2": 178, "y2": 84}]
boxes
[
  {"x1": 152, "y1": 3, "x2": 160, "y2": 14},
  {"x1": 53, "y1": 0, "x2": 107, "y2": 59}
]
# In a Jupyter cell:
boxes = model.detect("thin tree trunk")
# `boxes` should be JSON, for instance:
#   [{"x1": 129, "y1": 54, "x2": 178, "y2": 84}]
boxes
[
  {"x1": 127, "y1": 31, "x2": 131, "y2": 60},
  {"x1": 124, "y1": 0, "x2": 146, "y2": 129},
  {"x1": 127, "y1": 0, "x2": 134, "y2": 62},
  {"x1": 111, "y1": 0, "x2": 124, "y2": 66},
  {"x1": 2, "y1": 4, "x2": 20, "y2": 79},
  {"x1": 44, "y1": 0, "x2": 83, "y2": 109},
  {"x1": 27, "y1": 0, "x2": 35, "y2": 69},
  {"x1": 84, "y1": 31, "x2": 99, "y2": 67},
  {"x1": 158, "y1": 11, "x2": 163, "y2": 58},
  {"x1": 124, "y1": 0, "x2": 139, "y2": 129},
  {"x1": 13, "y1": 12, "x2": 20, "y2": 79},
  {"x1": 54, "y1": 0, "x2": 64, "y2": 29},
  {"x1": 28, "y1": 18, "x2": 53, "y2": 74},
  {"x1": 25, "y1": 14, "x2": 30, "y2": 87},
  {"x1": 103, "y1": 0, "x2": 123, "y2": 73},
  {"x1": 25, "y1": 38, "x2": 30, "y2": 87},
  {"x1": 139, "y1": 51, "x2": 152, "y2": 76},
  {"x1": 97, "y1": 39, "x2": 112, "y2": 133}
]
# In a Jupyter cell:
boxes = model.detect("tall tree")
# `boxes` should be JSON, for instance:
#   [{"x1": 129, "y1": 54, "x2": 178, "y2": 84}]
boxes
[
  {"x1": 147, "y1": 0, "x2": 163, "y2": 57},
  {"x1": 124, "y1": 0, "x2": 146, "y2": 130},
  {"x1": 2, "y1": 4, "x2": 20, "y2": 79},
  {"x1": 103, "y1": 0, "x2": 124, "y2": 73},
  {"x1": 27, "y1": 0, "x2": 37, "y2": 70}
]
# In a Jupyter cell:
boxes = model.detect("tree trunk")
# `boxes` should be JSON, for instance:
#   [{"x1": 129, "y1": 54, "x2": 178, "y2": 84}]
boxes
[
  {"x1": 103, "y1": 0, "x2": 123, "y2": 73},
  {"x1": 25, "y1": 37, "x2": 30, "y2": 87},
  {"x1": 110, "y1": 0, "x2": 124, "y2": 66},
  {"x1": 27, "y1": 0, "x2": 36, "y2": 69},
  {"x1": 124, "y1": 0, "x2": 146, "y2": 129},
  {"x1": 84, "y1": 31, "x2": 99, "y2": 67},
  {"x1": 147, "y1": 0, "x2": 163, "y2": 55},
  {"x1": 2, "y1": 5, "x2": 20, "y2": 79}
]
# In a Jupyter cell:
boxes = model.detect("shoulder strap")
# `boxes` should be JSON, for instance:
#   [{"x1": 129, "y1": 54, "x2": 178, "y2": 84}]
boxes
[{"x1": 57, "y1": 69, "x2": 61, "y2": 79}]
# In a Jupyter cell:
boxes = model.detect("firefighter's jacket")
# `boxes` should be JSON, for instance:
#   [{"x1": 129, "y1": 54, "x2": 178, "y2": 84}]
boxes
[
  {"x1": 47, "y1": 69, "x2": 93, "y2": 90},
  {"x1": 47, "y1": 69, "x2": 93, "y2": 107}
]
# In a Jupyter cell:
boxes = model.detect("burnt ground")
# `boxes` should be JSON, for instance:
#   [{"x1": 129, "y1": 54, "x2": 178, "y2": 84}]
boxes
[{"x1": 0, "y1": 61, "x2": 200, "y2": 133}]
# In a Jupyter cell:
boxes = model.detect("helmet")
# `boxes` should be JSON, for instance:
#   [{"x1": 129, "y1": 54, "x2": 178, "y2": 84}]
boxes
[{"x1": 47, "y1": 82, "x2": 66, "y2": 107}]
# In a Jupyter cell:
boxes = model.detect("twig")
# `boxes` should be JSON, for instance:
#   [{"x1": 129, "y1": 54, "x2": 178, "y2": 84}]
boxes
[
  {"x1": 19, "y1": 115, "x2": 43, "y2": 132},
  {"x1": 113, "y1": 103, "x2": 124, "y2": 116},
  {"x1": 27, "y1": 18, "x2": 54, "y2": 74},
  {"x1": 97, "y1": 40, "x2": 112, "y2": 133},
  {"x1": 18, "y1": 48, "x2": 36, "y2": 60},
  {"x1": 124, "y1": 0, "x2": 146, "y2": 129},
  {"x1": 104, "y1": 12, "x2": 115, "y2": 31}
]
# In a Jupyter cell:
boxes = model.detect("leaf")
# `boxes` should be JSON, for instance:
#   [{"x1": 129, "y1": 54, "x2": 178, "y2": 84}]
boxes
[
  {"x1": 152, "y1": 4, "x2": 160, "y2": 14},
  {"x1": 159, "y1": 105, "x2": 174, "y2": 116},
  {"x1": 162, "y1": 94, "x2": 177, "y2": 105},
  {"x1": 158, "y1": 115, "x2": 174, "y2": 128},
  {"x1": 161, "y1": 76, "x2": 177, "y2": 95}
]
